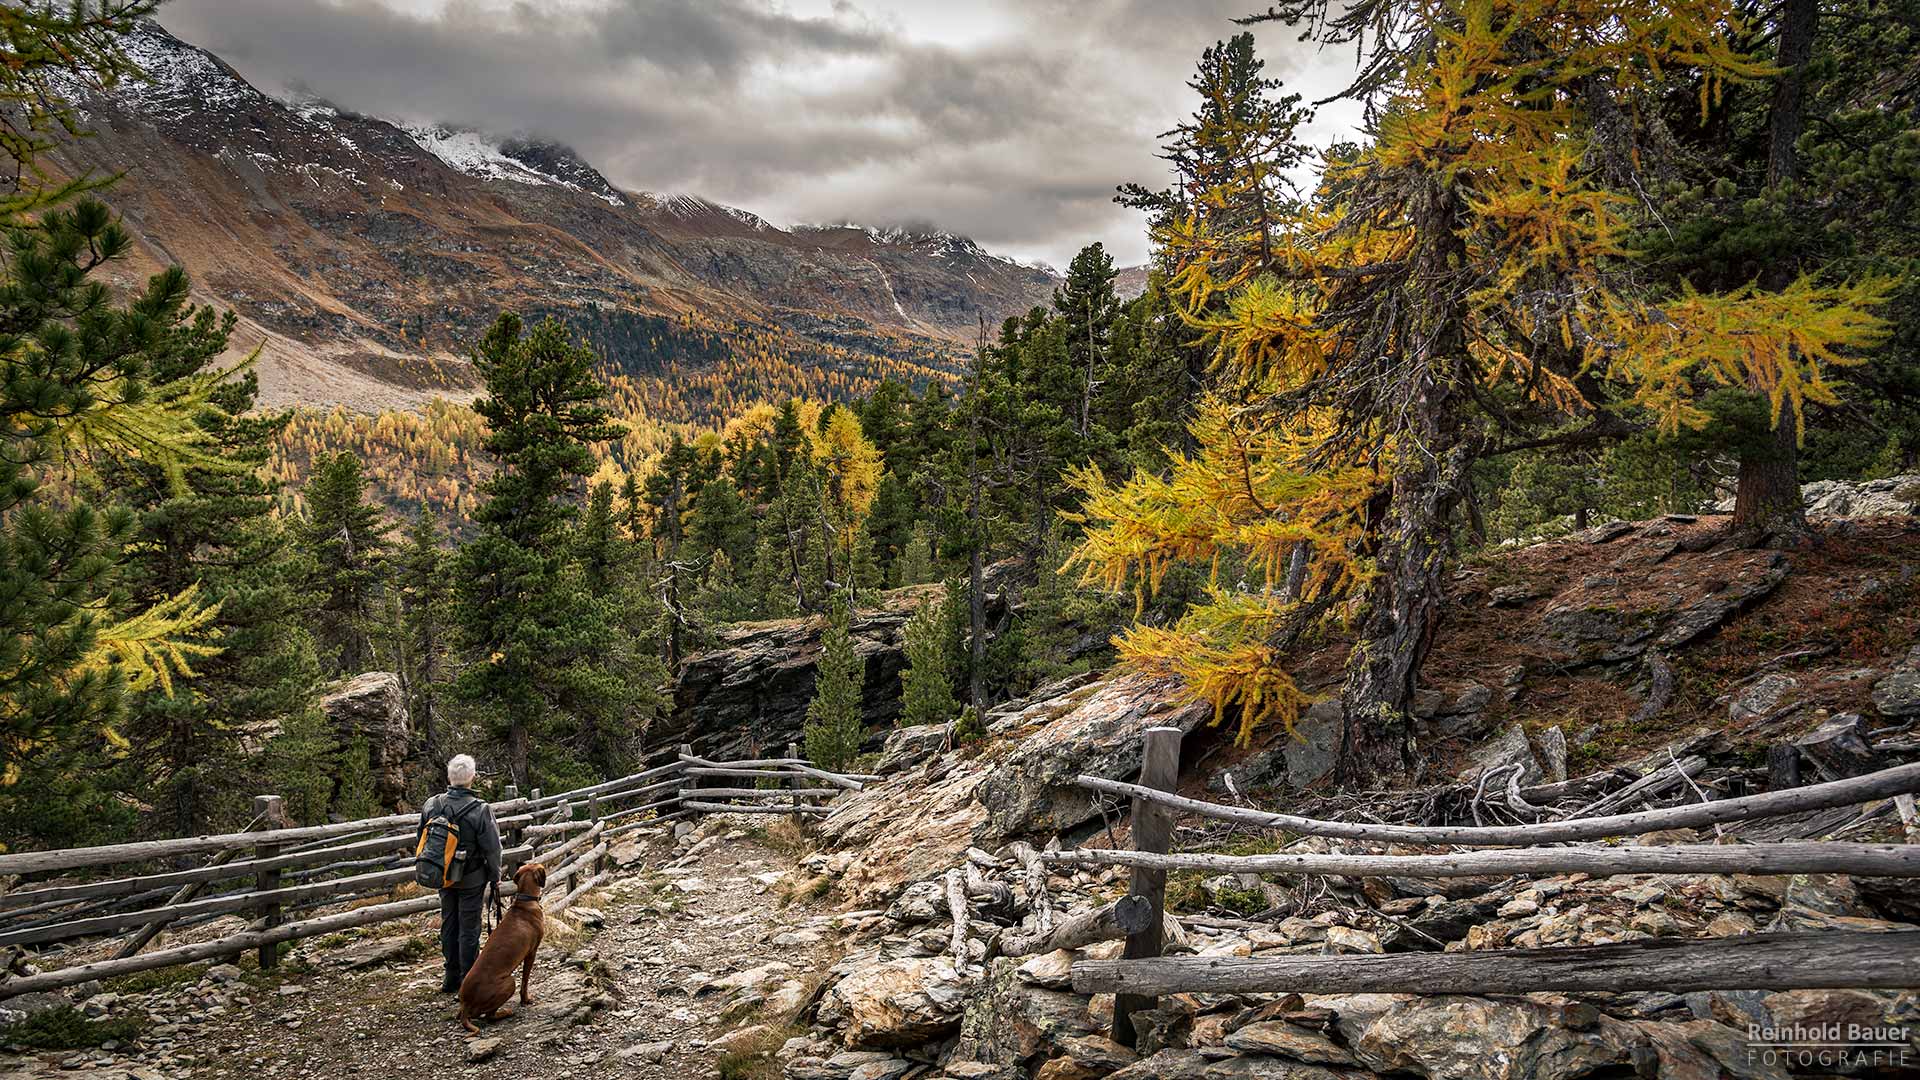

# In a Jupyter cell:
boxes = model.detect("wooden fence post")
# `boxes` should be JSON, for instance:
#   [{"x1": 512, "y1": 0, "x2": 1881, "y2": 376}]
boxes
[
  {"x1": 587, "y1": 794, "x2": 604, "y2": 877},
  {"x1": 500, "y1": 785, "x2": 524, "y2": 864},
  {"x1": 1113, "y1": 726, "x2": 1179, "y2": 1046},
  {"x1": 677, "y1": 743, "x2": 696, "y2": 825},
  {"x1": 253, "y1": 795, "x2": 286, "y2": 970},
  {"x1": 787, "y1": 741, "x2": 804, "y2": 829}
]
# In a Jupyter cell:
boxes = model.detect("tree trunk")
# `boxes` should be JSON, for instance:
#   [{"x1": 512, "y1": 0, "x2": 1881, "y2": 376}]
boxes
[
  {"x1": 1337, "y1": 180, "x2": 1470, "y2": 786},
  {"x1": 1733, "y1": 0, "x2": 1818, "y2": 537},
  {"x1": 968, "y1": 526, "x2": 987, "y2": 711},
  {"x1": 509, "y1": 717, "x2": 530, "y2": 788}
]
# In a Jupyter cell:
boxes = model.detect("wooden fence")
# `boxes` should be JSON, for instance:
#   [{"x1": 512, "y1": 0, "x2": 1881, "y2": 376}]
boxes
[
  {"x1": 0, "y1": 750, "x2": 870, "y2": 999},
  {"x1": 1042, "y1": 728, "x2": 1920, "y2": 1043}
]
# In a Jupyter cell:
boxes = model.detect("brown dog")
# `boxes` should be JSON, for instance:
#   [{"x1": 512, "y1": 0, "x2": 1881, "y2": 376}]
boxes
[{"x1": 456, "y1": 862, "x2": 547, "y2": 1033}]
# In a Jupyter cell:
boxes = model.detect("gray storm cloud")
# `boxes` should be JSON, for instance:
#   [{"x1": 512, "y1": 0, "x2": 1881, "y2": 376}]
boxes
[{"x1": 156, "y1": 0, "x2": 1360, "y2": 267}]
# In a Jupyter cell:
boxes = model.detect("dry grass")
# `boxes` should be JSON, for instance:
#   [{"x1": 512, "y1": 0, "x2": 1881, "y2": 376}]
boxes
[
  {"x1": 752, "y1": 818, "x2": 815, "y2": 860},
  {"x1": 713, "y1": 1021, "x2": 805, "y2": 1080}
]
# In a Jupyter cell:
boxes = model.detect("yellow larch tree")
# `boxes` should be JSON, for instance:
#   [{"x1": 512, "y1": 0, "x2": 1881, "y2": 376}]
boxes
[{"x1": 1072, "y1": 0, "x2": 1887, "y2": 782}]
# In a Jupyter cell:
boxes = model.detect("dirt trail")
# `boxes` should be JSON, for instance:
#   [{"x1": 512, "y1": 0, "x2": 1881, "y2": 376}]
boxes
[{"x1": 1, "y1": 826, "x2": 839, "y2": 1080}]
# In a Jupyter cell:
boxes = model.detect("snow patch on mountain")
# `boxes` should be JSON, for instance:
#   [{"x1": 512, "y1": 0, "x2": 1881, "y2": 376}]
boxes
[
  {"x1": 398, "y1": 125, "x2": 615, "y2": 205},
  {"x1": 645, "y1": 193, "x2": 787, "y2": 233}
]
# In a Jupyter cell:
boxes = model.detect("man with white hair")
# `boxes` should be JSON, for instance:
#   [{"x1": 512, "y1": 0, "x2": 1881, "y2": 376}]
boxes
[{"x1": 415, "y1": 753, "x2": 503, "y2": 993}]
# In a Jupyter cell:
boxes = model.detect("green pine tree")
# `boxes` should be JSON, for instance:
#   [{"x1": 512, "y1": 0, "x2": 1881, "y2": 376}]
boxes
[
  {"x1": 300, "y1": 452, "x2": 391, "y2": 677},
  {"x1": 803, "y1": 595, "x2": 865, "y2": 771},
  {"x1": 110, "y1": 368, "x2": 328, "y2": 835},
  {"x1": 393, "y1": 508, "x2": 453, "y2": 778},
  {"x1": 899, "y1": 595, "x2": 957, "y2": 728},
  {"x1": 451, "y1": 313, "x2": 647, "y2": 786}
]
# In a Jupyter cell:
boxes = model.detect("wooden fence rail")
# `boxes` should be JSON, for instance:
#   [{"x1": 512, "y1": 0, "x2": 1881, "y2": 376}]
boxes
[
  {"x1": 1072, "y1": 930, "x2": 1920, "y2": 995},
  {"x1": 1047, "y1": 738, "x2": 1920, "y2": 1029},
  {"x1": 0, "y1": 752, "x2": 870, "y2": 999}
]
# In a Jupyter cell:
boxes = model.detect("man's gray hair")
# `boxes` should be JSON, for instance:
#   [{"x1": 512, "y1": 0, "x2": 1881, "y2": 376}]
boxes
[{"x1": 446, "y1": 754, "x2": 477, "y2": 786}]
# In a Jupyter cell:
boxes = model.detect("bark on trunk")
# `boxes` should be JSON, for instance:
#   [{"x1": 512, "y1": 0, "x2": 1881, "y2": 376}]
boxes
[
  {"x1": 1733, "y1": 0, "x2": 1818, "y2": 537},
  {"x1": 1336, "y1": 180, "x2": 1470, "y2": 786},
  {"x1": 1731, "y1": 414, "x2": 1806, "y2": 536},
  {"x1": 509, "y1": 718, "x2": 530, "y2": 789}
]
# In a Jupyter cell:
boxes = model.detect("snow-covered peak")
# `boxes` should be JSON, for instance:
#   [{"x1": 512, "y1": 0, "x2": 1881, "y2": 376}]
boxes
[
  {"x1": 642, "y1": 193, "x2": 786, "y2": 233},
  {"x1": 398, "y1": 124, "x2": 623, "y2": 206},
  {"x1": 53, "y1": 20, "x2": 264, "y2": 122}
]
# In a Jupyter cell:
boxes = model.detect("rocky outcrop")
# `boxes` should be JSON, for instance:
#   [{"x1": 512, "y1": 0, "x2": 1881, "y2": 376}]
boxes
[
  {"x1": 1534, "y1": 548, "x2": 1790, "y2": 671},
  {"x1": 320, "y1": 671, "x2": 411, "y2": 810},
  {"x1": 813, "y1": 673, "x2": 1209, "y2": 901},
  {"x1": 973, "y1": 676, "x2": 1212, "y2": 842},
  {"x1": 654, "y1": 604, "x2": 918, "y2": 763},
  {"x1": 1710, "y1": 474, "x2": 1920, "y2": 519}
]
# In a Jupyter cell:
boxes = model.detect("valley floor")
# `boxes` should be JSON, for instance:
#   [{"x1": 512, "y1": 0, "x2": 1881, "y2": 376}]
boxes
[{"x1": 2, "y1": 824, "x2": 840, "y2": 1080}]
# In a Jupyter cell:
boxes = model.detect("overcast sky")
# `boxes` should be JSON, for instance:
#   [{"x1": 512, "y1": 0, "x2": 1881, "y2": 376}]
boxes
[{"x1": 158, "y1": 0, "x2": 1363, "y2": 269}]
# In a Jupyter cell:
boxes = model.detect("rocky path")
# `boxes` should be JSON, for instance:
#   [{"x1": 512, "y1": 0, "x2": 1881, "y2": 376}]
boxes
[{"x1": 1, "y1": 822, "x2": 843, "y2": 1080}]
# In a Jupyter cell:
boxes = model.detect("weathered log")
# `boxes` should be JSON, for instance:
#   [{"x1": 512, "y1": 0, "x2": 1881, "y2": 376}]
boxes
[
  {"x1": 590, "y1": 777, "x2": 686, "y2": 809},
  {"x1": 1071, "y1": 930, "x2": 1920, "y2": 996},
  {"x1": 683, "y1": 766, "x2": 803, "y2": 781},
  {"x1": 680, "y1": 800, "x2": 831, "y2": 816},
  {"x1": 678, "y1": 752, "x2": 867, "y2": 792},
  {"x1": 945, "y1": 867, "x2": 969, "y2": 966},
  {"x1": 0, "y1": 799, "x2": 526, "y2": 877},
  {"x1": 1115, "y1": 725, "x2": 1181, "y2": 1047},
  {"x1": 526, "y1": 761, "x2": 686, "y2": 811},
  {"x1": 962, "y1": 863, "x2": 1013, "y2": 920},
  {"x1": 682, "y1": 787, "x2": 840, "y2": 799},
  {"x1": 1073, "y1": 761, "x2": 1920, "y2": 847},
  {"x1": 1503, "y1": 766, "x2": 1548, "y2": 819},
  {"x1": 545, "y1": 842, "x2": 609, "y2": 892},
  {"x1": 0, "y1": 863, "x2": 425, "y2": 950},
  {"x1": 522, "y1": 819, "x2": 596, "y2": 840},
  {"x1": 784, "y1": 761, "x2": 867, "y2": 792},
  {"x1": 0, "y1": 893, "x2": 444, "y2": 999},
  {"x1": 1515, "y1": 767, "x2": 1630, "y2": 805},
  {"x1": 252, "y1": 795, "x2": 287, "y2": 969},
  {"x1": 1006, "y1": 841, "x2": 1053, "y2": 936},
  {"x1": 1568, "y1": 755, "x2": 1707, "y2": 818},
  {"x1": 0, "y1": 890, "x2": 170, "y2": 925},
  {"x1": 605, "y1": 808, "x2": 691, "y2": 838},
  {"x1": 532, "y1": 821, "x2": 605, "y2": 871},
  {"x1": 600, "y1": 797, "x2": 683, "y2": 826},
  {"x1": 1000, "y1": 895, "x2": 1154, "y2": 958},
  {"x1": 549, "y1": 868, "x2": 610, "y2": 915},
  {"x1": 1041, "y1": 841, "x2": 1920, "y2": 879}
]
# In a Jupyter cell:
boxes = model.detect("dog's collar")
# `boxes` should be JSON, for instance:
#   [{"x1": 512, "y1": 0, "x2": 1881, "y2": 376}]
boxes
[{"x1": 510, "y1": 893, "x2": 542, "y2": 905}]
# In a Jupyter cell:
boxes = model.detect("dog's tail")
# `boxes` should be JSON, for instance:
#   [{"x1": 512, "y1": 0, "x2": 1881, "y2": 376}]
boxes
[{"x1": 458, "y1": 1000, "x2": 479, "y2": 1035}]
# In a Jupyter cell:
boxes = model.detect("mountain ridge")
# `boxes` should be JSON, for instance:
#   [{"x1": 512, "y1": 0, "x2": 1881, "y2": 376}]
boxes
[{"x1": 47, "y1": 20, "x2": 1062, "y2": 414}]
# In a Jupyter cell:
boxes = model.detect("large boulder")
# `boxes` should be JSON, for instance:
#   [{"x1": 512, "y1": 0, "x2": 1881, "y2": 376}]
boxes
[
  {"x1": 948, "y1": 957, "x2": 1102, "y2": 1070},
  {"x1": 321, "y1": 671, "x2": 411, "y2": 810},
  {"x1": 973, "y1": 675, "x2": 1210, "y2": 842},
  {"x1": 820, "y1": 955, "x2": 970, "y2": 1048},
  {"x1": 1345, "y1": 995, "x2": 1654, "y2": 1080}
]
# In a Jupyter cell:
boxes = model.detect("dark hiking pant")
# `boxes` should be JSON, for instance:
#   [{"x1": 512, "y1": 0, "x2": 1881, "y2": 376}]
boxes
[{"x1": 440, "y1": 885, "x2": 484, "y2": 987}]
